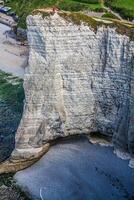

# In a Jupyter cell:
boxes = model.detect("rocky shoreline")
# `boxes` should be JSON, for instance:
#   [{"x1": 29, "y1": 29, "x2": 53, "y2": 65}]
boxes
[{"x1": 0, "y1": 173, "x2": 30, "y2": 200}]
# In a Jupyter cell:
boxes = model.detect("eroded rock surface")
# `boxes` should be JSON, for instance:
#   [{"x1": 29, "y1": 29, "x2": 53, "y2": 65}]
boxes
[{"x1": 12, "y1": 13, "x2": 134, "y2": 161}]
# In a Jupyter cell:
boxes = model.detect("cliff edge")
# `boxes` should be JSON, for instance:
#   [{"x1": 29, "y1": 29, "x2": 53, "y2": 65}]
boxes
[{"x1": 0, "y1": 12, "x2": 134, "y2": 172}]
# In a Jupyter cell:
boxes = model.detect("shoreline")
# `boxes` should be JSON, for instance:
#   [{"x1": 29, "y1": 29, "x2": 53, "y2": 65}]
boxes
[
  {"x1": 15, "y1": 136, "x2": 134, "y2": 200},
  {"x1": 0, "y1": 23, "x2": 28, "y2": 78}
]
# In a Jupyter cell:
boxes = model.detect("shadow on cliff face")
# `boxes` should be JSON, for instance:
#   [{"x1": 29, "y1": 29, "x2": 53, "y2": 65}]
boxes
[
  {"x1": 0, "y1": 71, "x2": 24, "y2": 162},
  {"x1": 90, "y1": 32, "x2": 134, "y2": 154}
]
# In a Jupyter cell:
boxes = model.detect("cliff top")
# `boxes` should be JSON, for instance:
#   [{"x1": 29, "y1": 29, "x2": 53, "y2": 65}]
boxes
[
  {"x1": 31, "y1": 10, "x2": 134, "y2": 41},
  {"x1": 5, "y1": 0, "x2": 134, "y2": 28}
]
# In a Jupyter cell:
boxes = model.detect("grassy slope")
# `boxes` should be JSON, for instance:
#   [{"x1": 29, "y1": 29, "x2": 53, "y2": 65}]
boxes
[
  {"x1": 5, "y1": 0, "x2": 102, "y2": 28},
  {"x1": 105, "y1": 0, "x2": 134, "y2": 20}
]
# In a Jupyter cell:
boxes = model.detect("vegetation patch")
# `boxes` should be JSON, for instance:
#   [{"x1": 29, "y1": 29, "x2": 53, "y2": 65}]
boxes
[
  {"x1": 59, "y1": 12, "x2": 134, "y2": 41},
  {"x1": 32, "y1": 10, "x2": 52, "y2": 18},
  {"x1": 0, "y1": 173, "x2": 30, "y2": 200},
  {"x1": 0, "y1": 70, "x2": 24, "y2": 162},
  {"x1": 0, "y1": 71, "x2": 24, "y2": 113},
  {"x1": 5, "y1": 0, "x2": 103, "y2": 28},
  {"x1": 110, "y1": 20, "x2": 134, "y2": 41},
  {"x1": 102, "y1": 11, "x2": 120, "y2": 20},
  {"x1": 4, "y1": 0, "x2": 134, "y2": 28},
  {"x1": 59, "y1": 12, "x2": 103, "y2": 31},
  {"x1": 105, "y1": 0, "x2": 134, "y2": 21},
  {"x1": 73, "y1": 0, "x2": 99, "y2": 4}
]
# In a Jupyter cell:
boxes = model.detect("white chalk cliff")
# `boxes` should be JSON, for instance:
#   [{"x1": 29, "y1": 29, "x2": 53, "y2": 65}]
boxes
[{"x1": 2, "y1": 12, "x2": 134, "y2": 171}]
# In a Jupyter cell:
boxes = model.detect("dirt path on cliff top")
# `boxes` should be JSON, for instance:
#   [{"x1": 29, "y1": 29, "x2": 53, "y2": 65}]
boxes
[
  {"x1": 15, "y1": 136, "x2": 134, "y2": 200},
  {"x1": 0, "y1": 23, "x2": 28, "y2": 78}
]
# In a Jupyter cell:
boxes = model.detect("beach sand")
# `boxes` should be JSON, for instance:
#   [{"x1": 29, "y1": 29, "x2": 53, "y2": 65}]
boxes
[{"x1": 0, "y1": 23, "x2": 28, "y2": 78}]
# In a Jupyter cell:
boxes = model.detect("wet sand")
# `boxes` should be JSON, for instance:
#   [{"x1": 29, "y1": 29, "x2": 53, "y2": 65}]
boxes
[{"x1": 0, "y1": 23, "x2": 28, "y2": 78}]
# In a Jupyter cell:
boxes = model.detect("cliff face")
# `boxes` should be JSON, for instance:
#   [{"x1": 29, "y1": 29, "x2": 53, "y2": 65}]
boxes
[{"x1": 13, "y1": 13, "x2": 134, "y2": 160}]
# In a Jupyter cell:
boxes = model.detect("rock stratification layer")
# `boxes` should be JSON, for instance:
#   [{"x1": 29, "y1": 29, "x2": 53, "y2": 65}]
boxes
[{"x1": 12, "y1": 13, "x2": 134, "y2": 161}]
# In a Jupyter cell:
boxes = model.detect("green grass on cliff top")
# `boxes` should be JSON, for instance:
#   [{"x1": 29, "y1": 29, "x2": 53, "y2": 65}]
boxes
[
  {"x1": 105, "y1": 0, "x2": 134, "y2": 20},
  {"x1": 59, "y1": 12, "x2": 134, "y2": 41},
  {"x1": 5, "y1": 0, "x2": 103, "y2": 28},
  {"x1": 5, "y1": 0, "x2": 134, "y2": 28}
]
